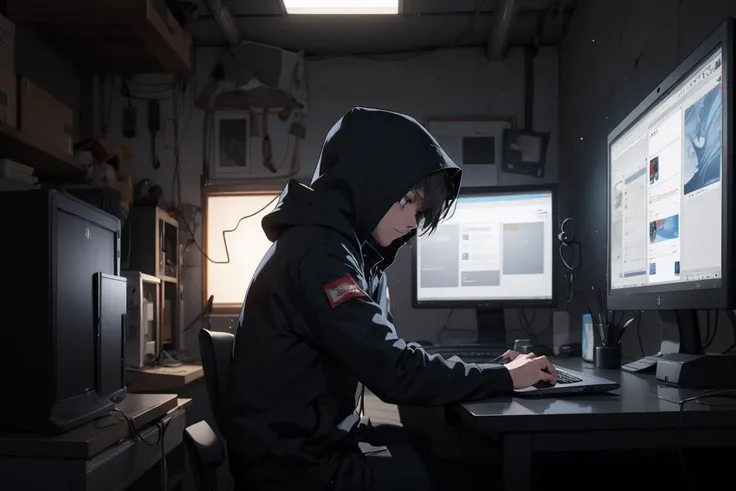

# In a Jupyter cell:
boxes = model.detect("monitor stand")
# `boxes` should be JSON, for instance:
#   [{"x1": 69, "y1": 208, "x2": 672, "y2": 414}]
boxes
[
  {"x1": 622, "y1": 310, "x2": 701, "y2": 374},
  {"x1": 622, "y1": 310, "x2": 736, "y2": 388},
  {"x1": 476, "y1": 308, "x2": 507, "y2": 352}
]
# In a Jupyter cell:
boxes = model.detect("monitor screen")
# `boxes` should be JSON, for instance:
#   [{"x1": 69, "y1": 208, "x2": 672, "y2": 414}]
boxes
[
  {"x1": 609, "y1": 47, "x2": 723, "y2": 294},
  {"x1": 414, "y1": 188, "x2": 554, "y2": 304}
]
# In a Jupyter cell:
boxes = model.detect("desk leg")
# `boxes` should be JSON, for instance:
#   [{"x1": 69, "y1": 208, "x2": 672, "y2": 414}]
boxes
[{"x1": 502, "y1": 433, "x2": 532, "y2": 491}]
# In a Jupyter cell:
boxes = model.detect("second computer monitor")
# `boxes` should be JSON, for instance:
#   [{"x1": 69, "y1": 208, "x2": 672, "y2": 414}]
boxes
[
  {"x1": 607, "y1": 19, "x2": 734, "y2": 312},
  {"x1": 412, "y1": 185, "x2": 556, "y2": 346}
]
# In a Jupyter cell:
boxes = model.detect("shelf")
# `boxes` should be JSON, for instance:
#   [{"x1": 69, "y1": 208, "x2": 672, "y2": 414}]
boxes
[
  {"x1": 0, "y1": 122, "x2": 85, "y2": 182},
  {"x1": 6, "y1": 0, "x2": 191, "y2": 73}
]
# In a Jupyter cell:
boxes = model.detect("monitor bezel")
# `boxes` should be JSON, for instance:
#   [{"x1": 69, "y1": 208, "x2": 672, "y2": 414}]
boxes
[
  {"x1": 411, "y1": 184, "x2": 558, "y2": 310},
  {"x1": 606, "y1": 18, "x2": 735, "y2": 311}
]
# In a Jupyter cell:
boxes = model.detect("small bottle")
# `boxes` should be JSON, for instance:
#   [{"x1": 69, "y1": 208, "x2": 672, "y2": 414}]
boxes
[{"x1": 582, "y1": 313, "x2": 595, "y2": 363}]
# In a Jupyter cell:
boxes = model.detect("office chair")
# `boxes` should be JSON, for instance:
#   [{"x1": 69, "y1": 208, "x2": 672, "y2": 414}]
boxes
[
  {"x1": 182, "y1": 329, "x2": 235, "y2": 491},
  {"x1": 199, "y1": 329, "x2": 235, "y2": 434},
  {"x1": 184, "y1": 420, "x2": 226, "y2": 491}
]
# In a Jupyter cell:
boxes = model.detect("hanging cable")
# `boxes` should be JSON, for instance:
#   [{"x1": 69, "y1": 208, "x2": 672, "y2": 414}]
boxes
[{"x1": 558, "y1": 217, "x2": 582, "y2": 304}]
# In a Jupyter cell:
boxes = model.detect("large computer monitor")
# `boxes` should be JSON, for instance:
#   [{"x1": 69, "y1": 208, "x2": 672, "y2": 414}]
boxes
[
  {"x1": 412, "y1": 185, "x2": 557, "y2": 349},
  {"x1": 607, "y1": 19, "x2": 735, "y2": 365}
]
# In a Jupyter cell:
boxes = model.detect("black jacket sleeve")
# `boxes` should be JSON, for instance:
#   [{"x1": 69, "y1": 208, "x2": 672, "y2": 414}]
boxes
[{"x1": 294, "y1": 244, "x2": 513, "y2": 406}]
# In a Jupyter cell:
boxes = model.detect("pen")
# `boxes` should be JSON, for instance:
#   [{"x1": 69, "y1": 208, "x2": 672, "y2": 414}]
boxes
[
  {"x1": 588, "y1": 302, "x2": 607, "y2": 345},
  {"x1": 587, "y1": 305, "x2": 595, "y2": 321},
  {"x1": 588, "y1": 305, "x2": 603, "y2": 340},
  {"x1": 589, "y1": 305, "x2": 602, "y2": 328},
  {"x1": 597, "y1": 322, "x2": 607, "y2": 346},
  {"x1": 489, "y1": 354, "x2": 506, "y2": 364}
]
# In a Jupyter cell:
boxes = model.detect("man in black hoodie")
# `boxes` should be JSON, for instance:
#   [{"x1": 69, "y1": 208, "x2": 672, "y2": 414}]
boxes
[{"x1": 226, "y1": 107, "x2": 558, "y2": 490}]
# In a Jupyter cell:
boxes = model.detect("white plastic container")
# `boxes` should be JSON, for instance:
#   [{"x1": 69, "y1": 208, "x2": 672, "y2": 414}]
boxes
[{"x1": 582, "y1": 313, "x2": 595, "y2": 363}]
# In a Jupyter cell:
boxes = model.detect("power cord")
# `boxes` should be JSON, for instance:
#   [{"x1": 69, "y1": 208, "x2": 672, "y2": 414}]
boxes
[
  {"x1": 668, "y1": 389, "x2": 736, "y2": 485},
  {"x1": 435, "y1": 309, "x2": 456, "y2": 344},
  {"x1": 558, "y1": 218, "x2": 582, "y2": 304},
  {"x1": 517, "y1": 309, "x2": 553, "y2": 341},
  {"x1": 438, "y1": 308, "x2": 553, "y2": 345},
  {"x1": 111, "y1": 406, "x2": 171, "y2": 491},
  {"x1": 724, "y1": 309, "x2": 736, "y2": 353},
  {"x1": 702, "y1": 310, "x2": 718, "y2": 349},
  {"x1": 182, "y1": 194, "x2": 280, "y2": 265}
]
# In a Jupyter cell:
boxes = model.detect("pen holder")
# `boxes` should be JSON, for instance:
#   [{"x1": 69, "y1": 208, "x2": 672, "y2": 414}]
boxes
[{"x1": 595, "y1": 345, "x2": 621, "y2": 369}]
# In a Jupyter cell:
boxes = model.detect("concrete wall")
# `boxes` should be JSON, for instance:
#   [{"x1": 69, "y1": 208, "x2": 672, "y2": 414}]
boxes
[{"x1": 107, "y1": 46, "x2": 560, "y2": 355}]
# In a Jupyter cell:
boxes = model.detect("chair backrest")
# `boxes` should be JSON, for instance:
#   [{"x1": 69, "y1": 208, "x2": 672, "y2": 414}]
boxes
[
  {"x1": 184, "y1": 420, "x2": 226, "y2": 491},
  {"x1": 199, "y1": 329, "x2": 235, "y2": 434}
]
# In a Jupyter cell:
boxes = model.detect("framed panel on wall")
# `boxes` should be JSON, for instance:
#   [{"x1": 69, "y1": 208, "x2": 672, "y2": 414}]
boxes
[
  {"x1": 424, "y1": 115, "x2": 515, "y2": 187},
  {"x1": 211, "y1": 110, "x2": 250, "y2": 179}
]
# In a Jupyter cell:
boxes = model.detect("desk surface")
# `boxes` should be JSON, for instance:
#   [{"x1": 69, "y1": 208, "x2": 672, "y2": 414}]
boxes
[
  {"x1": 0, "y1": 398, "x2": 191, "y2": 491},
  {"x1": 126, "y1": 363, "x2": 204, "y2": 393},
  {"x1": 0, "y1": 394, "x2": 188, "y2": 459},
  {"x1": 457, "y1": 358, "x2": 736, "y2": 433}
]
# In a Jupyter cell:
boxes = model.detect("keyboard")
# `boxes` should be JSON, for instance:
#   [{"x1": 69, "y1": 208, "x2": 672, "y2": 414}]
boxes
[
  {"x1": 451, "y1": 350, "x2": 501, "y2": 360},
  {"x1": 424, "y1": 345, "x2": 503, "y2": 363},
  {"x1": 555, "y1": 368, "x2": 583, "y2": 384},
  {"x1": 533, "y1": 367, "x2": 583, "y2": 388}
]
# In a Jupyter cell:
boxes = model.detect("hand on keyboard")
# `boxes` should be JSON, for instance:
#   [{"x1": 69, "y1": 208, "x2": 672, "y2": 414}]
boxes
[
  {"x1": 533, "y1": 369, "x2": 582, "y2": 388},
  {"x1": 502, "y1": 350, "x2": 521, "y2": 362},
  {"x1": 504, "y1": 352, "x2": 559, "y2": 389}
]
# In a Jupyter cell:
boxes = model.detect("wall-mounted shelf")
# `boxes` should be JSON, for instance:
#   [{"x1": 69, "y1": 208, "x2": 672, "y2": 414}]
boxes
[
  {"x1": 0, "y1": 122, "x2": 85, "y2": 182},
  {"x1": 6, "y1": 0, "x2": 191, "y2": 73}
]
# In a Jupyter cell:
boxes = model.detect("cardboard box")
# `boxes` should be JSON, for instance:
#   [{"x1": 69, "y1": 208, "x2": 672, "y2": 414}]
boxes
[
  {"x1": 0, "y1": 14, "x2": 16, "y2": 128},
  {"x1": 75, "y1": 136, "x2": 121, "y2": 166},
  {"x1": 17, "y1": 75, "x2": 74, "y2": 155}
]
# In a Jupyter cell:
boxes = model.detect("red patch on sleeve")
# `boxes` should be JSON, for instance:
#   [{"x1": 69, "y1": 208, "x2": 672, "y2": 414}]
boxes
[{"x1": 323, "y1": 275, "x2": 367, "y2": 308}]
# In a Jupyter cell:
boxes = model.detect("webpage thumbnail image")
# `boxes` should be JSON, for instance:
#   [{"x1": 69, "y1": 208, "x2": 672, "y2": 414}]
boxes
[
  {"x1": 418, "y1": 222, "x2": 545, "y2": 289},
  {"x1": 649, "y1": 156, "x2": 659, "y2": 185},
  {"x1": 683, "y1": 83, "x2": 722, "y2": 196},
  {"x1": 648, "y1": 214, "x2": 680, "y2": 278},
  {"x1": 649, "y1": 214, "x2": 679, "y2": 244},
  {"x1": 419, "y1": 225, "x2": 460, "y2": 288}
]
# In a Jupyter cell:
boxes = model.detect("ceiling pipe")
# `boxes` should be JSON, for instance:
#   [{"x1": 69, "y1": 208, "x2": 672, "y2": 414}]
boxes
[
  {"x1": 487, "y1": 0, "x2": 519, "y2": 60},
  {"x1": 203, "y1": 0, "x2": 242, "y2": 46}
]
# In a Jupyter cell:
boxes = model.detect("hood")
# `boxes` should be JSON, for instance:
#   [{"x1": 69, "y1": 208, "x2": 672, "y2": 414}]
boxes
[{"x1": 262, "y1": 106, "x2": 462, "y2": 270}]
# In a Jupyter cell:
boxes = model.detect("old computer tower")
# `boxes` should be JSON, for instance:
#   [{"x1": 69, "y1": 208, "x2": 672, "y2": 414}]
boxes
[{"x1": 0, "y1": 190, "x2": 123, "y2": 433}]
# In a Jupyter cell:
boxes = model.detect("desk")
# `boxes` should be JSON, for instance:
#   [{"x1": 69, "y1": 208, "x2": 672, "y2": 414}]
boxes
[
  {"x1": 0, "y1": 394, "x2": 191, "y2": 491},
  {"x1": 453, "y1": 358, "x2": 736, "y2": 491}
]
